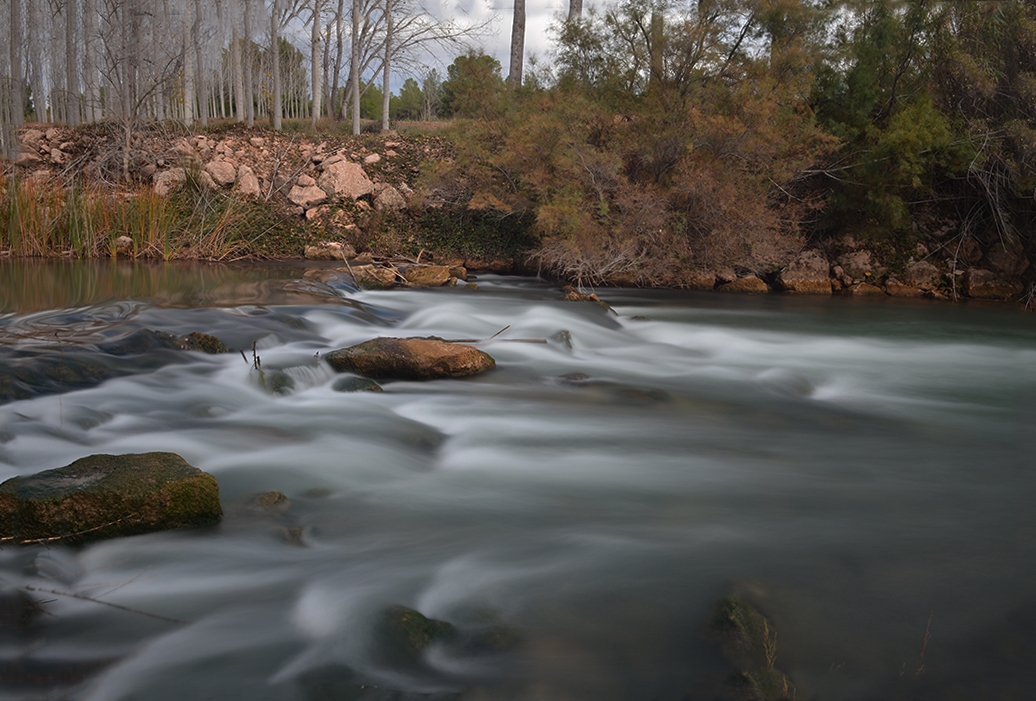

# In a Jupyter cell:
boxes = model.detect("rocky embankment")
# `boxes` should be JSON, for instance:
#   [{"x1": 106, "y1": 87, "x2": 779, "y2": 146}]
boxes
[{"x1": 6, "y1": 124, "x2": 1033, "y2": 303}]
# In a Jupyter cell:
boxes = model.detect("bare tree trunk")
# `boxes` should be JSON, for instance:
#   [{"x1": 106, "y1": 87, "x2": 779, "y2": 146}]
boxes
[
  {"x1": 380, "y1": 0, "x2": 391, "y2": 132},
  {"x1": 194, "y1": 0, "x2": 207, "y2": 126},
  {"x1": 310, "y1": 0, "x2": 321, "y2": 130},
  {"x1": 321, "y1": 19, "x2": 331, "y2": 118},
  {"x1": 27, "y1": 0, "x2": 44, "y2": 121},
  {"x1": 508, "y1": 0, "x2": 525, "y2": 88},
  {"x1": 84, "y1": 0, "x2": 99, "y2": 121},
  {"x1": 349, "y1": 0, "x2": 359, "y2": 134},
  {"x1": 331, "y1": 0, "x2": 343, "y2": 120},
  {"x1": 231, "y1": 0, "x2": 244, "y2": 121},
  {"x1": 567, "y1": 0, "x2": 581, "y2": 22},
  {"x1": 271, "y1": 0, "x2": 282, "y2": 130},
  {"x1": 65, "y1": 0, "x2": 79, "y2": 124},
  {"x1": 9, "y1": 0, "x2": 24, "y2": 126},
  {"x1": 243, "y1": 0, "x2": 254, "y2": 125},
  {"x1": 183, "y1": 0, "x2": 195, "y2": 123}
]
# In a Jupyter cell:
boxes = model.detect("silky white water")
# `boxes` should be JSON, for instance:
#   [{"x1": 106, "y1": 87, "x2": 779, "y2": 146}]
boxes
[{"x1": 1, "y1": 262, "x2": 1034, "y2": 700}]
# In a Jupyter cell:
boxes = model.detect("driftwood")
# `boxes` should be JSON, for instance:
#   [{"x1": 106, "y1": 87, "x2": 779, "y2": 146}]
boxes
[{"x1": 445, "y1": 325, "x2": 547, "y2": 345}]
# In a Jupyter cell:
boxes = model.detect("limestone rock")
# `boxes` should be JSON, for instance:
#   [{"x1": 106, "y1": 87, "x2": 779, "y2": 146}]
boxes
[
  {"x1": 404, "y1": 265, "x2": 452, "y2": 287},
  {"x1": 848, "y1": 282, "x2": 886, "y2": 296},
  {"x1": 325, "y1": 337, "x2": 495, "y2": 380},
  {"x1": 985, "y1": 240, "x2": 1029, "y2": 277},
  {"x1": 318, "y1": 160, "x2": 374, "y2": 200},
  {"x1": 113, "y1": 236, "x2": 134, "y2": 257},
  {"x1": 288, "y1": 184, "x2": 328, "y2": 209},
  {"x1": 205, "y1": 160, "x2": 237, "y2": 187},
  {"x1": 197, "y1": 171, "x2": 217, "y2": 190},
  {"x1": 884, "y1": 279, "x2": 924, "y2": 297},
  {"x1": 374, "y1": 185, "x2": 407, "y2": 212},
  {"x1": 902, "y1": 260, "x2": 941, "y2": 289},
  {"x1": 20, "y1": 129, "x2": 44, "y2": 147},
  {"x1": 12, "y1": 150, "x2": 42, "y2": 167},
  {"x1": 364, "y1": 153, "x2": 382, "y2": 164},
  {"x1": 685, "y1": 270, "x2": 717, "y2": 290},
  {"x1": 153, "y1": 168, "x2": 186, "y2": 197},
  {"x1": 49, "y1": 149, "x2": 68, "y2": 165},
  {"x1": 349, "y1": 265, "x2": 398, "y2": 289},
  {"x1": 837, "y1": 250, "x2": 874, "y2": 281},
  {"x1": 963, "y1": 269, "x2": 1023, "y2": 300},
  {"x1": 0, "y1": 453, "x2": 221, "y2": 544},
  {"x1": 304, "y1": 240, "x2": 356, "y2": 260},
  {"x1": 777, "y1": 250, "x2": 832, "y2": 294},
  {"x1": 718, "y1": 276, "x2": 769, "y2": 293},
  {"x1": 297, "y1": 173, "x2": 317, "y2": 188},
  {"x1": 249, "y1": 137, "x2": 265, "y2": 147},
  {"x1": 236, "y1": 165, "x2": 261, "y2": 197}
]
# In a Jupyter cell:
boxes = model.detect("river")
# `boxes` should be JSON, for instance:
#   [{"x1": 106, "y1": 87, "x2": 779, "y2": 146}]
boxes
[{"x1": 1, "y1": 260, "x2": 1034, "y2": 700}]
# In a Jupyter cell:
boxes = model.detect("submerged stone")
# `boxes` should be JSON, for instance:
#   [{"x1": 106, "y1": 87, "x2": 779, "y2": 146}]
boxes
[
  {"x1": 713, "y1": 596, "x2": 795, "y2": 701},
  {"x1": 331, "y1": 376, "x2": 383, "y2": 393},
  {"x1": 325, "y1": 337, "x2": 495, "y2": 381},
  {"x1": 379, "y1": 605, "x2": 457, "y2": 663},
  {"x1": 180, "y1": 332, "x2": 232, "y2": 354},
  {"x1": 0, "y1": 452, "x2": 222, "y2": 545}
]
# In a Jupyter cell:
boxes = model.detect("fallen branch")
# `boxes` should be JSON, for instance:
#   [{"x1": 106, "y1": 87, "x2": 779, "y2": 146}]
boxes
[
  {"x1": 445, "y1": 325, "x2": 547, "y2": 344},
  {"x1": 23, "y1": 585, "x2": 188, "y2": 625}
]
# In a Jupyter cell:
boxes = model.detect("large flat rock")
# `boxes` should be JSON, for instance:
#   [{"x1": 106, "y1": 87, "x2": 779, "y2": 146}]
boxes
[
  {"x1": 324, "y1": 337, "x2": 495, "y2": 380},
  {"x1": 0, "y1": 453, "x2": 222, "y2": 544}
]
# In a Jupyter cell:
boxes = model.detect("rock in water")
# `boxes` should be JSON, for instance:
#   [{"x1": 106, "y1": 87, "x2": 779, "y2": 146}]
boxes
[
  {"x1": 324, "y1": 337, "x2": 495, "y2": 380},
  {"x1": 0, "y1": 453, "x2": 222, "y2": 544}
]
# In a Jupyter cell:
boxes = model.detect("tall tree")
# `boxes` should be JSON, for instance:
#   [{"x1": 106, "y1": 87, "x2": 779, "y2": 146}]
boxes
[
  {"x1": 567, "y1": 0, "x2": 581, "y2": 23},
  {"x1": 83, "y1": 0, "x2": 100, "y2": 121},
  {"x1": 10, "y1": 0, "x2": 24, "y2": 126},
  {"x1": 380, "y1": 0, "x2": 392, "y2": 131},
  {"x1": 310, "y1": 0, "x2": 322, "y2": 129},
  {"x1": 508, "y1": 0, "x2": 525, "y2": 87},
  {"x1": 350, "y1": 0, "x2": 360, "y2": 133},
  {"x1": 27, "y1": 0, "x2": 45, "y2": 120}
]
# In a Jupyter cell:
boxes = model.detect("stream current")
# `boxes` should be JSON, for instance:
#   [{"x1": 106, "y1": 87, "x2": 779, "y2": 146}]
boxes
[{"x1": 1, "y1": 261, "x2": 1035, "y2": 700}]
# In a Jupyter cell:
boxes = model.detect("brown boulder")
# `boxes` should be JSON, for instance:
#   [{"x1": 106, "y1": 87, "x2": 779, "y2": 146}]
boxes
[
  {"x1": 717, "y1": 276, "x2": 769, "y2": 294},
  {"x1": 684, "y1": 271, "x2": 717, "y2": 290},
  {"x1": 305, "y1": 240, "x2": 356, "y2": 260},
  {"x1": 777, "y1": 250, "x2": 832, "y2": 294},
  {"x1": 318, "y1": 160, "x2": 374, "y2": 200},
  {"x1": 884, "y1": 279, "x2": 924, "y2": 297},
  {"x1": 963, "y1": 269, "x2": 1023, "y2": 300},
  {"x1": 837, "y1": 250, "x2": 875, "y2": 281},
  {"x1": 350, "y1": 265, "x2": 399, "y2": 289},
  {"x1": 0, "y1": 453, "x2": 221, "y2": 545},
  {"x1": 325, "y1": 337, "x2": 495, "y2": 381},
  {"x1": 848, "y1": 282, "x2": 886, "y2": 296},
  {"x1": 404, "y1": 265, "x2": 453, "y2": 287},
  {"x1": 902, "y1": 260, "x2": 941, "y2": 289}
]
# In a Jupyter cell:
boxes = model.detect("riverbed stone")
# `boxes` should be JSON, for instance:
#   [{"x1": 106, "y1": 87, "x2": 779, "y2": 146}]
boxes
[
  {"x1": 902, "y1": 260, "x2": 941, "y2": 289},
  {"x1": 332, "y1": 376, "x2": 384, "y2": 392},
  {"x1": 349, "y1": 264, "x2": 398, "y2": 289},
  {"x1": 404, "y1": 265, "x2": 452, "y2": 287},
  {"x1": 718, "y1": 276, "x2": 769, "y2": 293},
  {"x1": 714, "y1": 596, "x2": 795, "y2": 701},
  {"x1": 325, "y1": 337, "x2": 495, "y2": 380},
  {"x1": 963, "y1": 269, "x2": 1023, "y2": 299},
  {"x1": 848, "y1": 282, "x2": 886, "y2": 296},
  {"x1": 378, "y1": 605, "x2": 456, "y2": 663},
  {"x1": 777, "y1": 250, "x2": 831, "y2": 294},
  {"x1": 304, "y1": 240, "x2": 356, "y2": 261},
  {"x1": 0, "y1": 453, "x2": 222, "y2": 545},
  {"x1": 374, "y1": 185, "x2": 407, "y2": 211},
  {"x1": 180, "y1": 332, "x2": 232, "y2": 354},
  {"x1": 884, "y1": 278, "x2": 925, "y2": 297}
]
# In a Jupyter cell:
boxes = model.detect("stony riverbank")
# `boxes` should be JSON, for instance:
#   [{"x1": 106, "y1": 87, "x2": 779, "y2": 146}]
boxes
[{"x1": 3, "y1": 122, "x2": 1033, "y2": 305}]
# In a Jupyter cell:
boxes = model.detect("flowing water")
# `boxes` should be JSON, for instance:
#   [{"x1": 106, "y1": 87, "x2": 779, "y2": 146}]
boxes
[{"x1": 1, "y1": 260, "x2": 1035, "y2": 700}]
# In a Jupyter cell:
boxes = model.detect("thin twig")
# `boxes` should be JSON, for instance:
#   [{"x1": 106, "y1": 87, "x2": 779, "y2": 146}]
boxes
[
  {"x1": 915, "y1": 611, "x2": 933, "y2": 678},
  {"x1": 0, "y1": 517, "x2": 130, "y2": 544},
  {"x1": 23, "y1": 585, "x2": 188, "y2": 625}
]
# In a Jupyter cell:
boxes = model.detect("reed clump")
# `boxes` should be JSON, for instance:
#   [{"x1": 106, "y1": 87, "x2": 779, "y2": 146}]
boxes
[{"x1": 0, "y1": 173, "x2": 278, "y2": 261}]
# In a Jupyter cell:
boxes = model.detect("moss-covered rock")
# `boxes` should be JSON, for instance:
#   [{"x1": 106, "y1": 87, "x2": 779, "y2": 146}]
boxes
[
  {"x1": 179, "y1": 332, "x2": 232, "y2": 354},
  {"x1": 714, "y1": 596, "x2": 795, "y2": 701},
  {"x1": 0, "y1": 452, "x2": 222, "y2": 545},
  {"x1": 331, "y1": 376, "x2": 383, "y2": 392},
  {"x1": 379, "y1": 605, "x2": 457, "y2": 663},
  {"x1": 324, "y1": 337, "x2": 495, "y2": 381}
]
